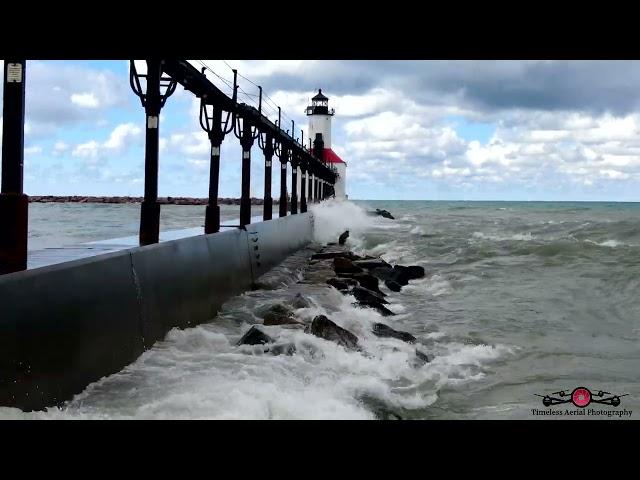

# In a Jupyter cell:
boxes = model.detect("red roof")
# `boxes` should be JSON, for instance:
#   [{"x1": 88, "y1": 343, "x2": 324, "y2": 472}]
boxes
[{"x1": 323, "y1": 148, "x2": 346, "y2": 164}]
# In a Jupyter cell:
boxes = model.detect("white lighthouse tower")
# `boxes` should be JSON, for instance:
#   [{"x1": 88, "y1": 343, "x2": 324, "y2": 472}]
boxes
[{"x1": 305, "y1": 89, "x2": 347, "y2": 200}]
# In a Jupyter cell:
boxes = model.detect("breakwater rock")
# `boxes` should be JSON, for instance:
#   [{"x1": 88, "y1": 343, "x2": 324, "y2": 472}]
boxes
[{"x1": 367, "y1": 208, "x2": 395, "y2": 219}]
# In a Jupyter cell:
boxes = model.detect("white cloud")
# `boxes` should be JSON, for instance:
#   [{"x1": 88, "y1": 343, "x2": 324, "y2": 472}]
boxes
[
  {"x1": 24, "y1": 146, "x2": 43, "y2": 155},
  {"x1": 103, "y1": 123, "x2": 142, "y2": 150},
  {"x1": 333, "y1": 92, "x2": 640, "y2": 195},
  {"x1": 19, "y1": 60, "x2": 640, "y2": 199},
  {"x1": 25, "y1": 61, "x2": 128, "y2": 135},
  {"x1": 198, "y1": 60, "x2": 311, "y2": 79},
  {"x1": 186, "y1": 159, "x2": 208, "y2": 171},
  {"x1": 72, "y1": 140, "x2": 100, "y2": 158},
  {"x1": 70, "y1": 92, "x2": 100, "y2": 108},
  {"x1": 70, "y1": 123, "x2": 142, "y2": 163},
  {"x1": 167, "y1": 131, "x2": 209, "y2": 157},
  {"x1": 52, "y1": 141, "x2": 69, "y2": 155}
]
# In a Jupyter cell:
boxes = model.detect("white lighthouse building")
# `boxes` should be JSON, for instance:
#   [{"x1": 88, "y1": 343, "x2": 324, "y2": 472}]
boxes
[{"x1": 305, "y1": 89, "x2": 347, "y2": 200}]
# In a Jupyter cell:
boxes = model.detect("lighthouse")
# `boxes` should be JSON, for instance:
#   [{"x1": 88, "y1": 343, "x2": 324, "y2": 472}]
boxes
[{"x1": 305, "y1": 89, "x2": 347, "y2": 200}]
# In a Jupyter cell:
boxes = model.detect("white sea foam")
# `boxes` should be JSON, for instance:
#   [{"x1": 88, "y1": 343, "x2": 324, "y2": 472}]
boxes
[
  {"x1": 472, "y1": 231, "x2": 535, "y2": 242},
  {"x1": 309, "y1": 199, "x2": 380, "y2": 252},
  {"x1": 584, "y1": 239, "x2": 625, "y2": 248},
  {"x1": 0, "y1": 268, "x2": 513, "y2": 420},
  {"x1": 2, "y1": 200, "x2": 526, "y2": 420},
  {"x1": 403, "y1": 274, "x2": 453, "y2": 297},
  {"x1": 366, "y1": 240, "x2": 416, "y2": 264},
  {"x1": 438, "y1": 343, "x2": 515, "y2": 366}
]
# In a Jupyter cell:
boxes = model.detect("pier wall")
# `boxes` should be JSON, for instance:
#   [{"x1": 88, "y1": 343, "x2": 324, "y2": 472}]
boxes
[{"x1": 0, "y1": 213, "x2": 314, "y2": 411}]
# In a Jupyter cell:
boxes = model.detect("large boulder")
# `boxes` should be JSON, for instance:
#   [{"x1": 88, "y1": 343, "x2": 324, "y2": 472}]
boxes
[
  {"x1": 262, "y1": 304, "x2": 301, "y2": 326},
  {"x1": 351, "y1": 273, "x2": 384, "y2": 295},
  {"x1": 350, "y1": 287, "x2": 396, "y2": 316},
  {"x1": 372, "y1": 323, "x2": 416, "y2": 343},
  {"x1": 290, "y1": 293, "x2": 311, "y2": 309},
  {"x1": 393, "y1": 265, "x2": 425, "y2": 282},
  {"x1": 371, "y1": 265, "x2": 425, "y2": 287},
  {"x1": 311, "y1": 251, "x2": 361, "y2": 261},
  {"x1": 385, "y1": 280, "x2": 403, "y2": 292},
  {"x1": 370, "y1": 264, "x2": 425, "y2": 286},
  {"x1": 263, "y1": 303, "x2": 292, "y2": 317},
  {"x1": 357, "y1": 302, "x2": 395, "y2": 317},
  {"x1": 327, "y1": 277, "x2": 358, "y2": 291},
  {"x1": 264, "y1": 314, "x2": 302, "y2": 326},
  {"x1": 370, "y1": 266, "x2": 403, "y2": 284},
  {"x1": 308, "y1": 315, "x2": 359, "y2": 350},
  {"x1": 338, "y1": 230, "x2": 350, "y2": 245},
  {"x1": 251, "y1": 280, "x2": 279, "y2": 291},
  {"x1": 353, "y1": 258, "x2": 391, "y2": 270},
  {"x1": 237, "y1": 326, "x2": 274, "y2": 346},
  {"x1": 351, "y1": 286, "x2": 389, "y2": 305},
  {"x1": 375, "y1": 209, "x2": 395, "y2": 220},
  {"x1": 415, "y1": 349, "x2": 431, "y2": 364},
  {"x1": 333, "y1": 257, "x2": 364, "y2": 274}
]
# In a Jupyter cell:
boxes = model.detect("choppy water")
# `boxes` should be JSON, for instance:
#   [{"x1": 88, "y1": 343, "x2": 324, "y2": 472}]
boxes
[
  {"x1": 2, "y1": 200, "x2": 639, "y2": 419},
  {"x1": 26, "y1": 203, "x2": 268, "y2": 250}
]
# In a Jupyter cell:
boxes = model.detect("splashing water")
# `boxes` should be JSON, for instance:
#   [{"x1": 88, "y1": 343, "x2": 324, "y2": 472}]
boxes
[{"x1": 4, "y1": 199, "x2": 637, "y2": 419}]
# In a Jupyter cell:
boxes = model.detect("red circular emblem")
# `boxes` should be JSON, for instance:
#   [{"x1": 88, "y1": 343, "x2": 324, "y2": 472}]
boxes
[{"x1": 572, "y1": 387, "x2": 591, "y2": 408}]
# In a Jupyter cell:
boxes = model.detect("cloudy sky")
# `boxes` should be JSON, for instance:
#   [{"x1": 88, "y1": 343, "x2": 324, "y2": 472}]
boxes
[{"x1": 3, "y1": 59, "x2": 640, "y2": 201}]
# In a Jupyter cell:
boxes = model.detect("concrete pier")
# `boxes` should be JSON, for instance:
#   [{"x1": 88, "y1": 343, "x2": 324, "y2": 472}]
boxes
[{"x1": 0, "y1": 212, "x2": 314, "y2": 411}]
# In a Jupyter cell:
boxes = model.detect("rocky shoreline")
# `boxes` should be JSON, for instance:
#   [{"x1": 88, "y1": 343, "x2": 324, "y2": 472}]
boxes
[
  {"x1": 244, "y1": 238, "x2": 427, "y2": 351},
  {"x1": 237, "y1": 227, "x2": 432, "y2": 409},
  {"x1": 28, "y1": 195, "x2": 280, "y2": 206}
]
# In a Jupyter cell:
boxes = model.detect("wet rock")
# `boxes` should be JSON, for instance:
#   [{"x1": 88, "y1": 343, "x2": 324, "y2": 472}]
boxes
[
  {"x1": 308, "y1": 315, "x2": 359, "y2": 350},
  {"x1": 343, "y1": 273, "x2": 384, "y2": 296},
  {"x1": 370, "y1": 266, "x2": 401, "y2": 283},
  {"x1": 327, "y1": 277, "x2": 358, "y2": 291},
  {"x1": 351, "y1": 286, "x2": 389, "y2": 305},
  {"x1": 299, "y1": 265, "x2": 338, "y2": 285},
  {"x1": 311, "y1": 251, "x2": 361, "y2": 261},
  {"x1": 264, "y1": 314, "x2": 301, "y2": 326},
  {"x1": 369, "y1": 267, "x2": 409, "y2": 291},
  {"x1": 356, "y1": 301, "x2": 396, "y2": 317},
  {"x1": 333, "y1": 257, "x2": 365, "y2": 274},
  {"x1": 385, "y1": 280, "x2": 403, "y2": 292},
  {"x1": 266, "y1": 343, "x2": 297, "y2": 356},
  {"x1": 415, "y1": 349, "x2": 431, "y2": 364},
  {"x1": 393, "y1": 265, "x2": 425, "y2": 282},
  {"x1": 350, "y1": 287, "x2": 395, "y2": 316},
  {"x1": 290, "y1": 293, "x2": 311, "y2": 309},
  {"x1": 376, "y1": 408, "x2": 403, "y2": 420},
  {"x1": 375, "y1": 209, "x2": 395, "y2": 220},
  {"x1": 251, "y1": 281, "x2": 278, "y2": 290},
  {"x1": 372, "y1": 323, "x2": 416, "y2": 343},
  {"x1": 263, "y1": 303, "x2": 292, "y2": 316},
  {"x1": 353, "y1": 258, "x2": 391, "y2": 270},
  {"x1": 370, "y1": 266, "x2": 420, "y2": 287},
  {"x1": 262, "y1": 304, "x2": 299, "y2": 326},
  {"x1": 238, "y1": 326, "x2": 274, "y2": 346},
  {"x1": 338, "y1": 230, "x2": 350, "y2": 245}
]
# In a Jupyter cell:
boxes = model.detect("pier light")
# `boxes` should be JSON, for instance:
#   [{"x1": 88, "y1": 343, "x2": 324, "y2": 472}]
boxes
[{"x1": 306, "y1": 89, "x2": 346, "y2": 200}]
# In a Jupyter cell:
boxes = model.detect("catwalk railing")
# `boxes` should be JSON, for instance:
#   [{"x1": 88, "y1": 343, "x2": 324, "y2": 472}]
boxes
[{"x1": 0, "y1": 59, "x2": 339, "y2": 275}]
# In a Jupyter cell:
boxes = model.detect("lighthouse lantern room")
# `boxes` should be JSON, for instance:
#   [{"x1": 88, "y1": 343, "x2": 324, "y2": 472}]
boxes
[{"x1": 305, "y1": 89, "x2": 347, "y2": 200}]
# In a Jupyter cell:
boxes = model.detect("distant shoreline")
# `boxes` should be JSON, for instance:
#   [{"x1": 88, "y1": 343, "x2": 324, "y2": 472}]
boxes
[{"x1": 28, "y1": 196, "x2": 281, "y2": 206}]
